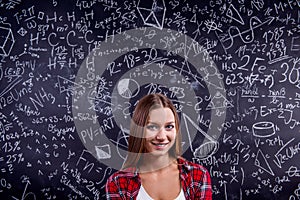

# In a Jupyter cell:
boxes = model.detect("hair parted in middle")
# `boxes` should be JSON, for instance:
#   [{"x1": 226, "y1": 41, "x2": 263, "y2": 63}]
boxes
[{"x1": 122, "y1": 93, "x2": 182, "y2": 169}]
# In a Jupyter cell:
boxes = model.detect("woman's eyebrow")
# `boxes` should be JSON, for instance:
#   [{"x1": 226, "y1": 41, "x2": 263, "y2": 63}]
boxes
[
  {"x1": 166, "y1": 121, "x2": 175, "y2": 124},
  {"x1": 146, "y1": 120, "x2": 175, "y2": 125},
  {"x1": 147, "y1": 121, "x2": 159, "y2": 124}
]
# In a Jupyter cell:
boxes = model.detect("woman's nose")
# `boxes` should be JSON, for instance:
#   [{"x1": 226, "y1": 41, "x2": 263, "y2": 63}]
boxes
[{"x1": 155, "y1": 128, "x2": 167, "y2": 140}]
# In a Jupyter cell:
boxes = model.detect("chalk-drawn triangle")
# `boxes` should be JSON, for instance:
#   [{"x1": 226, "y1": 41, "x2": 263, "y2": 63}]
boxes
[
  {"x1": 226, "y1": 4, "x2": 245, "y2": 25},
  {"x1": 145, "y1": 12, "x2": 159, "y2": 27},
  {"x1": 138, "y1": 8, "x2": 151, "y2": 22},
  {"x1": 57, "y1": 75, "x2": 85, "y2": 94},
  {"x1": 182, "y1": 113, "x2": 218, "y2": 159},
  {"x1": 255, "y1": 149, "x2": 274, "y2": 176},
  {"x1": 250, "y1": 16, "x2": 262, "y2": 28},
  {"x1": 207, "y1": 91, "x2": 234, "y2": 110},
  {"x1": 137, "y1": 0, "x2": 166, "y2": 29},
  {"x1": 95, "y1": 144, "x2": 111, "y2": 159},
  {"x1": 190, "y1": 13, "x2": 197, "y2": 23}
]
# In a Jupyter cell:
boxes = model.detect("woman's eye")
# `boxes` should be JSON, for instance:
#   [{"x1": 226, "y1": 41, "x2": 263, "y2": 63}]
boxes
[
  {"x1": 147, "y1": 125, "x2": 159, "y2": 131},
  {"x1": 165, "y1": 125, "x2": 174, "y2": 130}
]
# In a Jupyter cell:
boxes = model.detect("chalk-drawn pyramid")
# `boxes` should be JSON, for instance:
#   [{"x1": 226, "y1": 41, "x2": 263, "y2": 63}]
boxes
[
  {"x1": 95, "y1": 144, "x2": 111, "y2": 159},
  {"x1": 207, "y1": 91, "x2": 233, "y2": 110},
  {"x1": 137, "y1": 0, "x2": 166, "y2": 29}
]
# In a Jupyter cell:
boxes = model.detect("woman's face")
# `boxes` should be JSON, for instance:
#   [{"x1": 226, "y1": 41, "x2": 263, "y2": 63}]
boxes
[{"x1": 144, "y1": 107, "x2": 177, "y2": 156}]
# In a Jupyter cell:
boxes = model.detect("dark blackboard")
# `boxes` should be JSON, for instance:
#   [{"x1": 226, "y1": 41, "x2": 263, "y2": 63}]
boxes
[{"x1": 0, "y1": 0, "x2": 299, "y2": 199}]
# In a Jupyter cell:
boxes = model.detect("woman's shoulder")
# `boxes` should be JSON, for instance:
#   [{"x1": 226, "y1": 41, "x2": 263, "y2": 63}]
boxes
[{"x1": 107, "y1": 167, "x2": 138, "y2": 182}]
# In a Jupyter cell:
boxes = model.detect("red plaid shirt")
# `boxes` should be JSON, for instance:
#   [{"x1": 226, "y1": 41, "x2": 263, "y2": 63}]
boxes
[{"x1": 105, "y1": 157, "x2": 212, "y2": 200}]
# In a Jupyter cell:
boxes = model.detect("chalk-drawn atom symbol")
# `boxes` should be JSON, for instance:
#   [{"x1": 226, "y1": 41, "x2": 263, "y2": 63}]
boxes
[{"x1": 73, "y1": 28, "x2": 227, "y2": 170}]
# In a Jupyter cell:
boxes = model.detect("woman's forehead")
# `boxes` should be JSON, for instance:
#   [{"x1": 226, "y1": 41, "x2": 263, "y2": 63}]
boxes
[{"x1": 147, "y1": 107, "x2": 175, "y2": 123}]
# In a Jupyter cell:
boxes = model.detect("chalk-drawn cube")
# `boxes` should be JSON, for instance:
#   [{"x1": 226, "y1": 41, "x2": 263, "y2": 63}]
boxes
[{"x1": 0, "y1": 26, "x2": 15, "y2": 57}]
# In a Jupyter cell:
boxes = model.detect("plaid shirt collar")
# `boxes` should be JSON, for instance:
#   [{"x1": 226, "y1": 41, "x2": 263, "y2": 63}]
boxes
[
  {"x1": 118, "y1": 157, "x2": 194, "y2": 196},
  {"x1": 121, "y1": 157, "x2": 191, "y2": 178}
]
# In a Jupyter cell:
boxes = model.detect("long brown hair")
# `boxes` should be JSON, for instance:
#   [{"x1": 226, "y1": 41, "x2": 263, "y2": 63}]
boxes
[{"x1": 122, "y1": 93, "x2": 182, "y2": 169}]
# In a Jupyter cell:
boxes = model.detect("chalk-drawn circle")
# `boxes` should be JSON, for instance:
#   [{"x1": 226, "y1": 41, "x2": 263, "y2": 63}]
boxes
[
  {"x1": 194, "y1": 141, "x2": 219, "y2": 159},
  {"x1": 72, "y1": 27, "x2": 227, "y2": 170},
  {"x1": 117, "y1": 78, "x2": 140, "y2": 99},
  {"x1": 252, "y1": 121, "x2": 275, "y2": 138}
]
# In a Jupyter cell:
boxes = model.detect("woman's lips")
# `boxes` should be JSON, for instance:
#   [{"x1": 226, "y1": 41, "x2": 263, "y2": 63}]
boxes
[{"x1": 151, "y1": 142, "x2": 169, "y2": 149}]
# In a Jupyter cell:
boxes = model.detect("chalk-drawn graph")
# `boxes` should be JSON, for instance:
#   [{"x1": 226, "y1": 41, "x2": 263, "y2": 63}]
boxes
[{"x1": 117, "y1": 78, "x2": 140, "y2": 99}]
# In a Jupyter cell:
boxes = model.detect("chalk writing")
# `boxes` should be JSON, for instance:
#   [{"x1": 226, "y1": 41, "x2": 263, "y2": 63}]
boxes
[{"x1": 0, "y1": 0, "x2": 299, "y2": 199}]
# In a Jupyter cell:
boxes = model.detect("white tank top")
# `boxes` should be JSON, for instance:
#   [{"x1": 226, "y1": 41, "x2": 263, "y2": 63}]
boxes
[{"x1": 136, "y1": 185, "x2": 186, "y2": 200}]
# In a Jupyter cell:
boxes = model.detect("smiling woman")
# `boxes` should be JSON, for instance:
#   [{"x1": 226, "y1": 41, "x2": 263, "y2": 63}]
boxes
[{"x1": 105, "y1": 93, "x2": 212, "y2": 200}]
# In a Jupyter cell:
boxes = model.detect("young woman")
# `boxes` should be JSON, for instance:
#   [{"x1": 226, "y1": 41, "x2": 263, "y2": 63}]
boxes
[{"x1": 106, "y1": 93, "x2": 212, "y2": 200}]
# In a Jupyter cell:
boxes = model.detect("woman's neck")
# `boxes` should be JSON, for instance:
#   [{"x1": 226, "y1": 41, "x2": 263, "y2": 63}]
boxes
[{"x1": 139, "y1": 154, "x2": 177, "y2": 173}]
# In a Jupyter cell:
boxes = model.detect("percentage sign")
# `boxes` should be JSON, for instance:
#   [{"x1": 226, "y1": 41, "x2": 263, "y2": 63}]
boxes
[
  {"x1": 13, "y1": 141, "x2": 21, "y2": 152},
  {"x1": 17, "y1": 153, "x2": 24, "y2": 163}
]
